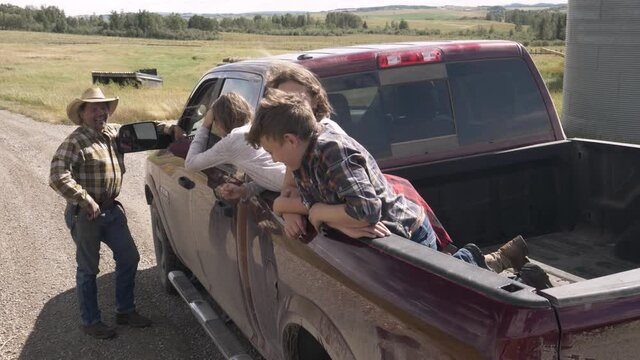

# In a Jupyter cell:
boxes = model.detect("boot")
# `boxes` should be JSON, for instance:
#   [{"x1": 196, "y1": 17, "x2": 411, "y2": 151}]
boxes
[
  {"x1": 516, "y1": 263, "x2": 553, "y2": 290},
  {"x1": 484, "y1": 235, "x2": 529, "y2": 273},
  {"x1": 82, "y1": 321, "x2": 117, "y2": 339}
]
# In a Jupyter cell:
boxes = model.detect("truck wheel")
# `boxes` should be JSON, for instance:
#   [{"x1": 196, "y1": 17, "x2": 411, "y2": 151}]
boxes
[
  {"x1": 150, "y1": 202, "x2": 184, "y2": 295},
  {"x1": 284, "y1": 325, "x2": 331, "y2": 360}
]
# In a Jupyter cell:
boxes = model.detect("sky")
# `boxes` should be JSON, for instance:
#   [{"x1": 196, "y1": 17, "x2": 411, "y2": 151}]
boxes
[{"x1": 5, "y1": 0, "x2": 566, "y2": 16}]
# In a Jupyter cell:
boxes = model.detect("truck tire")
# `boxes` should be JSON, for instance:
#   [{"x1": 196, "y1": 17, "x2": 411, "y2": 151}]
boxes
[
  {"x1": 150, "y1": 201, "x2": 184, "y2": 295},
  {"x1": 283, "y1": 325, "x2": 331, "y2": 360}
]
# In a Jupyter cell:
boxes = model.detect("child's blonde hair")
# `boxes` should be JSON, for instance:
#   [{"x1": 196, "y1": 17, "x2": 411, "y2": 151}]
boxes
[{"x1": 211, "y1": 92, "x2": 253, "y2": 134}]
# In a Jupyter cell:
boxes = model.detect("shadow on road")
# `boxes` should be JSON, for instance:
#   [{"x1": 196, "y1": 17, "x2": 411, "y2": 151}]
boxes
[{"x1": 19, "y1": 267, "x2": 221, "y2": 360}]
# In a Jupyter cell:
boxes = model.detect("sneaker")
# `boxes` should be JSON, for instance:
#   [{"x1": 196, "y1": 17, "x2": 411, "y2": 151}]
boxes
[
  {"x1": 485, "y1": 235, "x2": 530, "y2": 273},
  {"x1": 82, "y1": 321, "x2": 116, "y2": 339},
  {"x1": 516, "y1": 263, "x2": 553, "y2": 290},
  {"x1": 463, "y1": 243, "x2": 489, "y2": 269},
  {"x1": 115, "y1": 311, "x2": 152, "y2": 328}
]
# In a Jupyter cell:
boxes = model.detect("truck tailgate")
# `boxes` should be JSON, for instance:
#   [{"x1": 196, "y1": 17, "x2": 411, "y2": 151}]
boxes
[{"x1": 540, "y1": 268, "x2": 640, "y2": 358}]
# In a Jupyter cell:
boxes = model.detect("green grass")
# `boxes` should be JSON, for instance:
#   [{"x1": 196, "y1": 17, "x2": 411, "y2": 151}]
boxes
[
  {"x1": 529, "y1": 52, "x2": 565, "y2": 115},
  {"x1": 355, "y1": 7, "x2": 487, "y2": 21},
  {"x1": 0, "y1": 30, "x2": 564, "y2": 124},
  {"x1": 352, "y1": 7, "x2": 514, "y2": 32}
]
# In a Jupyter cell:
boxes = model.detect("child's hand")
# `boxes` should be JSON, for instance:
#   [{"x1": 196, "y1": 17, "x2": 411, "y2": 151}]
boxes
[
  {"x1": 308, "y1": 204, "x2": 324, "y2": 231},
  {"x1": 217, "y1": 183, "x2": 246, "y2": 200},
  {"x1": 281, "y1": 186, "x2": 299, "y2": 198},
  {"x1": 333, "y1": 222, "x2": 391, "y2": 239},
  {"x1": 203, "y1": 109, "x2": 214, "y2": 129},
  {"x1": 282, "y1": 213, "x2": 306, "y2": 239}
]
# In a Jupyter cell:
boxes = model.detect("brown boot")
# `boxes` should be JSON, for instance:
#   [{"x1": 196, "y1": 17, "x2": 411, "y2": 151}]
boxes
[
  {"x1": 484, "y1": 235, "x2": 529, "y2": 273},
  {"x1": 82, "y1": 321, "x2": 117, "y2": 339}
]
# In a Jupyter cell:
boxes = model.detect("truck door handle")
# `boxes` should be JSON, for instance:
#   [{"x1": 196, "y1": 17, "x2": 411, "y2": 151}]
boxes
[
  {"x1": 178, "y1": 176, "x2": 195, "y2": 190},
  {"x1": 215, "y1": 200, "x2": 234, "y2": 218}
]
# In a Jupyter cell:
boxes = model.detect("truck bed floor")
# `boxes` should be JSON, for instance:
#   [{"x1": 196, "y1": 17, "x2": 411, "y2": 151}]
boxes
[{"x1": 525, "y1": 232, "x2": 638, "y2": 280}]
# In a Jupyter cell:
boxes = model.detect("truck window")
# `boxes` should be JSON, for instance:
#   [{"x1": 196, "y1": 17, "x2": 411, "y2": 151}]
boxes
[
  {"x1": 219, "y1": 77, "x2": 262, "y2": 111},
  {"x1": 447, "y1": 58, "x2": 553, "y2": 146},
  {"x1": 322, "y1": 71, "x2": 457, "y2": 160},
  {"x1": 181, "y1": 78, "x2": 219, "y2": 136}
]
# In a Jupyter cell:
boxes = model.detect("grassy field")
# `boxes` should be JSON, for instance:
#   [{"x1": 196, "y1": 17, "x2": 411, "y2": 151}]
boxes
[
  {"x1": 0, "y1": 30, "x2": 564, "y2": 124},
  {"x1": 351, "y1": 7, "x2": 517, "y2": 33}
]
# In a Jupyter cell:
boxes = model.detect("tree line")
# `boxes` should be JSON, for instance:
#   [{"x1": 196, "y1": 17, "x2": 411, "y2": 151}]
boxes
[
  {"x1": 0, "y1": 4, "x2": 414, "y2": 38},
  {"x1": 486, "y1": 6, "x2": 566, "y2": 40},
  {"x1": 0, "y1": 3, "x2": 566, "y2": 42},
  {"x1": 0, "y1": 4, "x2": 218, "y2": 39}
]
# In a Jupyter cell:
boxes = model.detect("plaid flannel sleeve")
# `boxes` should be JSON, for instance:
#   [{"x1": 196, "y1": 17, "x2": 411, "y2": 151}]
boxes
[
  {"x1": 325, "y1": 146, "x2": 382, "y2": 224},
  {"x1": 49, "y1": 138, "x2": 91, "y2": 208}
]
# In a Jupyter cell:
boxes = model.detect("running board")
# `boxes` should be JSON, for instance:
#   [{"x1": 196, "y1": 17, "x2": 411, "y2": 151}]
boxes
[{"x1": 168, "y1": 271, "x2": 254, "y2": 360}]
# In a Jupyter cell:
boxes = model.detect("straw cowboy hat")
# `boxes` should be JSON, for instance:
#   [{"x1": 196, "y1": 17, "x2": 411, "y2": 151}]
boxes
[{"x1": 66, "y1": 87, "x2": 119, "y2": 125}]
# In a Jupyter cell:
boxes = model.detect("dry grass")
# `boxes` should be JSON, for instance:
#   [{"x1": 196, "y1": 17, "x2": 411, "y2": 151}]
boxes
[{"x1": 0, "y1": 30, "x2": 563, "y2": 124}]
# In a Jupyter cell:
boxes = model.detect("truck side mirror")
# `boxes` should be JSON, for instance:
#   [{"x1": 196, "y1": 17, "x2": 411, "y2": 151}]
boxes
[{"x1": 118, "y1": 122, "x2": 165, "y2": 153}]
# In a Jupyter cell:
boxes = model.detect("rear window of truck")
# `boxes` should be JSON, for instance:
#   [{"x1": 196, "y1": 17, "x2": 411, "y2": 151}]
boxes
[{"x1": 321, "y1": 57, "x2": 553, "y2": 160}]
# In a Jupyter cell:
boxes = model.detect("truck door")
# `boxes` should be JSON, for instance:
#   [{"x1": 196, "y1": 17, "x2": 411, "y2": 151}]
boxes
[
  {"x1": 156, "y1": 77, "x2": 221, "y2": 281},
  {"x1": 189, "y1": 72, "x2": 265, "y2": 341}
]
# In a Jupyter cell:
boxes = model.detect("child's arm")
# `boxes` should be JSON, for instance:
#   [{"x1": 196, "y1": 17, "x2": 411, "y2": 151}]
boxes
[
  {"x1": 308, "y1": 203, "x2": 370, "y2": 229},
  {"x1": 273, "y1": 193, "x2": 307, "y2": 215},
  {"x1": 184, "y1": 110, "x2": 232, "y2": 171},
  {"x1": 217, "y1": 181, "x2": 265, "y2": 201},
  {"x1": 309, "y1": 203, "x2": 390, "y2": 238}
]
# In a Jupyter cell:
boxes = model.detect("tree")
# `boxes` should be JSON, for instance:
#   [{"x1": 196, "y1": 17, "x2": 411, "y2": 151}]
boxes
[
  {"x1": 486, "y1": 6, "x2": 505, "y2": 22},
  {"x1": 164, "y1": 13, "x2": 186, "y2": 32},
  {"x1": 325, "y1": 12, "x2": 362, "y2": 29}
]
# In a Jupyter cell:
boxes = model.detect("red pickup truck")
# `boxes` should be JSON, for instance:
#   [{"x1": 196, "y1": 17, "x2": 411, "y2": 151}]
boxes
[{"x1": 120, "y1": 40, "x2": 640, "y2": 359}]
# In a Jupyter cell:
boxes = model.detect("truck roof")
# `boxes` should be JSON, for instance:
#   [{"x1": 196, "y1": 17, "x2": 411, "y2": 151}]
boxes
[{"x1": 212, "y1": 40, "x2": 524, "y2": 77}]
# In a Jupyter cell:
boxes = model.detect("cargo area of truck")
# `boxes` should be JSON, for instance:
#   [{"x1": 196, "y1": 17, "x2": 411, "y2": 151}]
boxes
[
  {"x1": 391, "y1": 138, "x2": 640, "y2": 286},
  {"x1": 481, "y1": 230, "x2": 638, "y2": 287}
]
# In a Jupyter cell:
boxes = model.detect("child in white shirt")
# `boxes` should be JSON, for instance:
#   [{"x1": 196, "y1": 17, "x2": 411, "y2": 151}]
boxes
[{"x1": 185, "y1": 92, "x2": 285, "y2": 199}]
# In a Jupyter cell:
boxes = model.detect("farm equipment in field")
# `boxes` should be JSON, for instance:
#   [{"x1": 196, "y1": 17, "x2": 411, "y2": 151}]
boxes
[{"x1": 91, "y1": 68, "x2": 163, "y2": 88}]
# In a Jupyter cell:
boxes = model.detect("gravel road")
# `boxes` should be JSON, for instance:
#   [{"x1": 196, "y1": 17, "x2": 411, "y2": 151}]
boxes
[{"x1": 0, "y1": 110, "x2": 223, "y2": 359}]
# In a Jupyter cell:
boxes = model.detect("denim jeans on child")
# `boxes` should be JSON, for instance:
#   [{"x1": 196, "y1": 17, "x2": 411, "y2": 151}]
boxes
[
  {"x1": 64, "y1": 202, "x2": 140, "y2": 325},
  {"x1": 410, "y1": 217, "x2": 479, "y2": 267}
]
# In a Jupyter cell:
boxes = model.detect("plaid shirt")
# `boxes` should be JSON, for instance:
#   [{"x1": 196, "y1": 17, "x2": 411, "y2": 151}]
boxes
[
  {"x1": 293, "y1": 127, "x2": 424, "y2": 239},
  {"x1": 50, "y1": 122, "x2": 171, "y2": 208}
]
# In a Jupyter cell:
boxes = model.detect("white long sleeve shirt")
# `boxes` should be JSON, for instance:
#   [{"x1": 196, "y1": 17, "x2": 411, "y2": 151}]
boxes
[{"x1": 185, "y1": 125, "x2": 285, "y2": 192}]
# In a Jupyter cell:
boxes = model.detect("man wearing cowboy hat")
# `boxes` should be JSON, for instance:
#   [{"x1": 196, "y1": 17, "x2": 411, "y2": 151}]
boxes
[{"x1": 50, "y1": 87, "x2": 184, "y2": 339}]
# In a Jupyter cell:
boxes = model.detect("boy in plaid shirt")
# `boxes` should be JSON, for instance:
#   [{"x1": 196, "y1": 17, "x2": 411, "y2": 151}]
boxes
[{"x1": 246, "y1": 90, "x2": 500, "y2": 268}]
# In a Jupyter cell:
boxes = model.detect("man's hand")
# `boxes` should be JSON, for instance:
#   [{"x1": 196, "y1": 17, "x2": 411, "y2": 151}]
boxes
[
  {"x1": 172, "y1": 125, "x2": 187, "y2": 141},
  {"x1": 86, "y1": 199, "x2": 101, "y2": 220},
  {"x1": 217, "y1": 183, "x2": 246, "y2": 201},
  {"x1": 333, "y1": 222, "x2": 391, "y2": 239},
  {"x1": 282, "y1": 213, "x2": 307, "y2": 239}
]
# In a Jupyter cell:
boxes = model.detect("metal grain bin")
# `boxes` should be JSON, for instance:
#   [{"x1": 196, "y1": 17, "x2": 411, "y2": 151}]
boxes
[{"x1": 562, "y1": 0, "x2": 640, "y2": 144}]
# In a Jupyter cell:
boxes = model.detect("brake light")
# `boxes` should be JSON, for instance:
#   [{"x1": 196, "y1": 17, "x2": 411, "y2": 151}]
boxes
[{"x1": 377, "y1": 48, "x2": 443, "y2": 68}]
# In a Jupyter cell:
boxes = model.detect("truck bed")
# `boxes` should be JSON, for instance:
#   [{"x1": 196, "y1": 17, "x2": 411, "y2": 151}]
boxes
[
  {"x1": 526, "y1": 231, "x2": 637, "y2": 279},
  {"x1": 482, "y1": 230, "x2": 639, "y2": 287}
]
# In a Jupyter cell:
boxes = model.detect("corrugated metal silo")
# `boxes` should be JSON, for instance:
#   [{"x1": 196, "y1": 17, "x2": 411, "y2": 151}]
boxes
[{"x1": 562, "y1": 0, "x2": 640, "y2": 143}]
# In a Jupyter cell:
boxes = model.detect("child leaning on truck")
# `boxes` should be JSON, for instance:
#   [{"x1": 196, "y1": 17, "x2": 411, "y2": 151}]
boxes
[
  {"x1": 185, "y1": 92, "x2": 285, "y2": 200},
  {"x1": 246, "y1": 90, "x2": 494, "y2": 268}
]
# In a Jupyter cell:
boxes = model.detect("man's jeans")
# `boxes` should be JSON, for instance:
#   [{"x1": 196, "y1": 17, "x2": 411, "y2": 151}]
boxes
[
  {"x1": 64, "y1": 202, "x2": 140, "y2": 325},
  {"x1": 410, "y1": 217, "x2": 479, "y2": 266}
]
